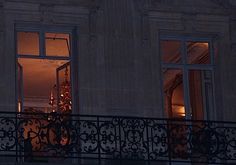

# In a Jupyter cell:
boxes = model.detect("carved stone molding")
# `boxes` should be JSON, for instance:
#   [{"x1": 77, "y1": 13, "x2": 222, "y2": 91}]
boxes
[
  {"x1": 210, "y1": 0, "x2": 232, "y2": 9},
  {"x1": 229, "y1": 0, "x2": 236, "y2": 6},
  {"x1": 182, "y1": 14, "x2": 197, "y2": 32},
  {"x1": 133, "y1": 0, "x2": 147, "y2": 13},
  {"x1": 133, "y1": 0, "x2": 150, "y2": 46},
  {"x1": 149, "y1": 0, "x2": 233, "y2": 11},
  {"x1": 231, "y1": 44, "x2": 236, "y2": 56},
  {"x1": 0, "y1": 0, "x2": 3, "y2": 7},
  {"x1": 230, "y1": 21, "x2": 236, "y2": 56},
  {"x1": 150, "y1": 0, "x2": 173, "y2": 6},
  {"x1": 5, "y1": 0, "x2": 99, "y2": 6},
  {"x1": 39, "y1": 3, "x2": 54, "y2": 23},
  {"x1": 88, "y1": 0, "x2": 103, "y2": 41}
]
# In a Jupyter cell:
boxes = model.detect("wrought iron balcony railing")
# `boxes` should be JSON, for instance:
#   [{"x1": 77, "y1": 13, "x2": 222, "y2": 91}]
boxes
[{"x1": 0, "y1": 111, "x2": 235, "y2": 164}]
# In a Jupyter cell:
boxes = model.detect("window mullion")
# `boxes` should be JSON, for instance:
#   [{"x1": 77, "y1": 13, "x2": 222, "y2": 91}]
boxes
[
  {"x1": 210, "y1": 40, "x2": 214, "y2": 65},
  {"x1": 183, "y1": 67, "x2": 191, "y2": 119},
  {"x1": 211, "y1": 70, "x2": 217, "y2": 120},
  {"x1": 183, "y1": 40, "x2": 191, "y2": 120},
  {"x1": 40, "y1": 30, "x2": 45, "y2": 57}
]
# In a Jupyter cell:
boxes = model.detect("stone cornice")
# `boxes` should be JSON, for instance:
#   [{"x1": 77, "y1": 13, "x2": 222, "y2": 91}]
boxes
[
  {"x1": 210, "y1": 0, "x2": 233, "y2": 9},
  {"x1": 147, "y1": 0, "x2": 232, "y2": 15},
  {"x1": 4, "y1": 0, "x2": 100, "y2": 8}
]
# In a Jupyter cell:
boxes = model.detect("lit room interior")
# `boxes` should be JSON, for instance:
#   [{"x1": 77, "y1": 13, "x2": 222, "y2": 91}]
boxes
[
  {"x1": 161, "y1": 40, "x2": 211, "y2": 119},
  {"x1": 17, "y1": 31, "x2": 72, "y2": 114}
]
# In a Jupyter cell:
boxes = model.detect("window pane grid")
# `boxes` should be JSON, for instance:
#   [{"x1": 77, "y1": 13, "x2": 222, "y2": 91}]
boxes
[
  {"x1": 160, "y1": 38, "x2": 215, "y2": 121},
  {"x1": 17, "y1": 31, "x2": 71, "y2": 58},
  {"x1": 17, "y1": 32, "x2": 40, "y2": 56}
]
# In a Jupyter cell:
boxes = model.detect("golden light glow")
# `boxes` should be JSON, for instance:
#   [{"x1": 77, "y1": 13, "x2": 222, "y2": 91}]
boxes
[
  {"x1": 172, "y1": 105, "x2": 186, "y2": 118},
  {"x1": 18, "y1": 58, "x2": 70, "y2": 113},
  {"x1": 18, "y1": 102, "x2": 21, "y2": 112},
  {"x1": 178, "y1": 106, "x2": 186, "y2": 117},
  {"x1": 202, "y1": 42, "x2": 209, "y2": 47}
]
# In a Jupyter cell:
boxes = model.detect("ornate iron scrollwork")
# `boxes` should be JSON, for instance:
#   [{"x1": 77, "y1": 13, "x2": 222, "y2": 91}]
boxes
[{"x1": 0, "y1": 112, "x2": 235, "y2": 164}]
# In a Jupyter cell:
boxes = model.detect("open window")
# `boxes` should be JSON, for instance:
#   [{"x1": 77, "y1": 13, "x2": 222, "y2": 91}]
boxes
[
  {"x1": 15, "y1": 27, "x2": 77, "y2": 162},
  {"x1": 16, "y1": 30, "x2": 74, "y2": 114}
]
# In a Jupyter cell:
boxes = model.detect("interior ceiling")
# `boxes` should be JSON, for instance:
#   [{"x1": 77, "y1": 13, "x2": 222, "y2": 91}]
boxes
[{"x1": 18, "y1": 58, "x2": 69, "y2": 99}]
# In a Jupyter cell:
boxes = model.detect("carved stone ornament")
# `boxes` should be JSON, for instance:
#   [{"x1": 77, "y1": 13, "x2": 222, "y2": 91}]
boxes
[
  {"x1": 182, "y1": 14, "x2": 197, "y2": 32},
  {"x1": 150, "y1": 0, "x2": 177, "y2": 6},
  {"x1": 39, "y1": 4, "x2": 54, "y2": 23},
  {"x1": 210, "y1": 0, "x2": 232, "y2": 9},
  {"x1": 149, "y1": 0, "x2": 233, "y2": 9}
]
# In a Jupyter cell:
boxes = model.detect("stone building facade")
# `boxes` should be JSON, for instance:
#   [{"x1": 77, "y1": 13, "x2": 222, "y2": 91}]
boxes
[
  {"x1": 1, "y1": 0, "x2": 236, "y2": 120},
  {"x1": 0, "y1": 0, "x2": 236, "y2": 164}
]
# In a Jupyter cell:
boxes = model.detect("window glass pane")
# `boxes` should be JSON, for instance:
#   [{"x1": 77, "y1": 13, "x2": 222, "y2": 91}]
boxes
[
  {"x1": 161, "y1": 40, "x2": 181, "y2": 64},
  {"x1": 189, "y1": 70, "x2": 214, "y2": 120},
  {"x1": 163, "y1": 68, "x2": 185, "y2": 118},
  {"x1": 46, "y1": 33, "x2": 70, "y2": 57},
  {"x1": 18, "y1": 58, "x2": 70, "y2": 113},
  {"x1": 17, "y1": 32, "x2": 39, "y2": 55},
  {"x1": 187, "y1": 42, "x2": 210, "y2": 64}
]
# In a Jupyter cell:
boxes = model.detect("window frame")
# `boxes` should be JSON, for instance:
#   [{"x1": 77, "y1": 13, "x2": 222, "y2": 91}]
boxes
[
  {"x1": 160, "y1": 35, "x2": 216, "y2": 120},
  {"x1": 15, "y1": 25, "x2": 78, "y2": 114}
]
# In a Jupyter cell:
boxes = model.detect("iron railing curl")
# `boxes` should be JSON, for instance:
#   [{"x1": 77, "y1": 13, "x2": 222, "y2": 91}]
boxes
[{"x1": 0, "y1": 111, "x2": 235, "y2": 164}]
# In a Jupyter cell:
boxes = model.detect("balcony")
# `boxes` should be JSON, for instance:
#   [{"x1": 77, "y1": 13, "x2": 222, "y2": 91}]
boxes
[{"x1": 0, "y1": 111, "x2": 235, "y2": 164}]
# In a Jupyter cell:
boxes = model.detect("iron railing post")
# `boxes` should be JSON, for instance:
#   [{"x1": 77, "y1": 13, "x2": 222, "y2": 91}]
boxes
[
  {"x1": 15, "y1": 112, "x2": 18, "y2": 163},
  {"x1": 118, "y1": 117, "x2": 122, "y2": 165},
  {"x1": 167, "y1": 120, "x2": 172, "y2": 165},
  {"x1": 97, "y1": 116, "x2": 101, "y2": 165},
  {"x1": 146, "y1": 119, "x2": 150, "y2": 165}
]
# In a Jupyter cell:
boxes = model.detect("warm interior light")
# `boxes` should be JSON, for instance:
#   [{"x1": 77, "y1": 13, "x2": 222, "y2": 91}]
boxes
[
  {"x1": 178, "y1": 106, "x2": 186, "y2": 117},
  {"x1": 187, "y1": 42, "x2": 210, "y2": 64},
  {"x1": 202, "y1": 42, "x2": 209, "y2": 47},
  {"x1": 18, "y1": 102, "x2": 21, "y2": 112},
  {"x1": 18, "y1": 58, "x2": 70, "y2": 113},
  {"x1": 172, "y1": 105, "x2": 185, "y2": 118}
]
